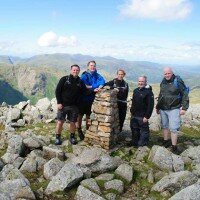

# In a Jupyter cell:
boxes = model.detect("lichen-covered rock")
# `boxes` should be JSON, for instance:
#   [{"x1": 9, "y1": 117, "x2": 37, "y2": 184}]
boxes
[
  {"x1": 148, "y1": 145, "x2": 184, "y2": 172},
  {"x1": 23, "y1": 137, "x2": 42, "y2": 149},
  {"x1": 149, "y1": 145, "x2": 173, "y2": 171},
  {"x1": 105, "y1": 193, "x2": 117, "y2": 200},
  {"x1": 43, "y1": 145, "x2": 65, "y2": 160},
  {"x1": 152, "y1": 171, "x2": 198, "y2": 193},
  {"x1": 181, "y1": 146, "x2": 200, "y2": 165},
  {"x1": 169, "y1": 182, "x2": 200, "y2": 200},
  {"x1": 134, "y1": 146, "x2": 150, "y2": 161},
  {"x1": 43, "y1": 157, "x2": 64, "y2": 180},
  {"x1": 6, "y1": 108, "x2": 21, "y2": 123},
  {"x1": 12, "y1": 157, "x2": 25, "y2": 169},
  {"x1": 80, "y1": 165, "x2": 92, "y2": 179},
  {"x1": 89, "y1": 154, "x2": 119, "y2": 174},
  {"x1": 104, "y1": 179, "x2": 124, "y2": 194},
  {"x1": 20, "y1": 157, "x2": 37, "y2": 172},
  {"x1": 80, "y1": 178, "x2": 101, "y2": 195},
  {"x1": 0, "y1": 178, "x2": 36, "y2": 200},
  {"x1": 0, "y1": 193, "x2": 10, "y2": 200},
  {"x1": 45, "y1": 163, "x2": 83, "y2": 194},
  {"x1": 72, "y1": 147, "x2": 104, "y2": 165},
  {"x1": 115, "y1": 164, "x2": 133, "y2": 183},
  {"x1": 95, "y1": 173, "x2": 115, "y2": 182},
  {"x1": 0, "y1": 164, "x2": 27, "y2": 181},
  {"x1": 7, "y1": 135, "x2": 25, "y2": 156},
  {"x1": 1, "y1": 153, "x2": 19, "y2": 164},
  {"x1": 76, "y1": 185, "x2": 105, "y2": 200},
  {"x1": 35, "y1": 97, "x2": 51, "y2": 112},
  {"x1": 171, "y1": 154, "x2": 185, "y2": 172}
]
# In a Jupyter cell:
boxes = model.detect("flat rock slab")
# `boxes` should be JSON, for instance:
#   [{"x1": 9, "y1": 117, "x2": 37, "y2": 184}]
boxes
[
  {"x1": 115, "y1": 164, "x2": 133, "y2": 183},
  {"x1": 43, "y1": 157, "x2": 64, "y2": 180},
  {"x1": 76, "y1": 185, "x2": 105, "y2": 200},
  {"x1": 0, "y1": 178, "x2": 36, "y2": 200},
  {"x1": 0, "y1": 164, "x2": 27, "y2": 182},
  {"x1": 43, "y1": 145, "x2": 65, "y2": 161},
  {"x1": 95, "y1": 173, "x2": 115, "y2": 182},
  {"x1": 169, "y1": 182, "x2": 200, "y2": 200},
  {"x1": 181, "y1": 146, "x2": 200, "y2": 165},
  {"x1": 81, "y1": 178, "x2": 101, "y2": 195},
  {"x1": 45, "y1": 163, "x2": 83, "y2": 194},
  {"x1": 149, "y1": 145, "x2": 184, "y2": 172},
  {"x1": 152, "y1": 171, "x2": 198, "y2": 193},
  {"x1": 104, "y1": 179, "x2": 124, "y2": 194},
  {"x1": 72, "y1": 147, "x2": 104, "y2": 166}
]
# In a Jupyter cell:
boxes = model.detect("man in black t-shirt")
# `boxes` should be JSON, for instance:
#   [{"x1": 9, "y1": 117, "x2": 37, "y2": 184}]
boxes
[{"x1": 55, "y1": 64, "x2": 85, "y2": 145}]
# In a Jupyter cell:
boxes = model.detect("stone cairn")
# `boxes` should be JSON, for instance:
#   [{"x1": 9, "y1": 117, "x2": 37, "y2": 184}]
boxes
[{"x1": 84, "y1": 87, "x2": 120, "y2": 150}]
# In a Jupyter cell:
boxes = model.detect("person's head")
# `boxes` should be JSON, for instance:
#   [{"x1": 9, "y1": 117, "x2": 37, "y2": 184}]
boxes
[
  {"x1": 163, "y1": 67, "x2": 173, "y2": 80},
  {"x1": 87, "y1": 60, "x2": 96, "y2": 73},
  {"x1": 138, "y1": 75, "x2": 147, "y2": 88},
  {"x1": 70, "y1": 64, "x2": 80, "y2": 77},
  {"x1": 117, "y1": 69, "x2": 126, "y2": 80}
]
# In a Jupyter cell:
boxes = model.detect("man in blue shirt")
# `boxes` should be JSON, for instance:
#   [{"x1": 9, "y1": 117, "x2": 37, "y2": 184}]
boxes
[{"x1": 77, "y1": 60, "x2": 105, "y2": 140}]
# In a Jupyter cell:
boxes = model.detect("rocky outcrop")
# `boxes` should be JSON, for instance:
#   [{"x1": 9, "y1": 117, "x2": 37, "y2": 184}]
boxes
[
  {"x1": 148, "y1": 145, "x2": 184, "y2": 172},
  {"x1": 169, "y1": 182, "x2": 200, "y2": 200},
  {"x1": 152, "y1": 171, "x2": 198, "y2": 193}
]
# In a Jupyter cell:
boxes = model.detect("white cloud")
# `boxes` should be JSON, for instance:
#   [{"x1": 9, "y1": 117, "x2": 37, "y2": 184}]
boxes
[
  {"x1": 0, "y1": 41, "x2": 15, "y2": 50},
  {"x1": 38, "y1": 31, "x2": 77, "y2": 47},
  {"x1": 120, "y1": 0, "x2": 192, "y2": 21}
]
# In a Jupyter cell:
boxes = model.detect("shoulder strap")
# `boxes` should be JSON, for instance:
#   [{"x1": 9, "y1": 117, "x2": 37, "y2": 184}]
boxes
[
  {"x1": 173, "y1": 76, "x2": 179, "y2": 89},
  {"x1": 113, "y1": 79, "x2": 117, "y2": 87},
  {"x1": 64, "y1": 75, "x2": 70, "y2": 85}
]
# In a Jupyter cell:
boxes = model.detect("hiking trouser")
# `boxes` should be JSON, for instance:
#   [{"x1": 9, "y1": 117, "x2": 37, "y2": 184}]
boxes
[
  {"x1": 118, "y1": 102, "x2": 127, "y2": 132},
  {"x1": 130, "y1": 117, "x2": 150, "y2": 147}
]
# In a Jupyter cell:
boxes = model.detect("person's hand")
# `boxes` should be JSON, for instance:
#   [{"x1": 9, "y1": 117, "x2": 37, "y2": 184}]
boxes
[
  {"x1": 57, "y1": 104, "x2": 63, "y2": 110},
  {"x1": 180, "y1": 108, "x2": 186, "y2": 115},
  {"x1": 143, "y1": 117, "x2": 148, "y2": 123},
  {"x1": 156, "y1": 109, "x2": 160, "y2": 114},
  {"x1": 94, "y1": 87, "x2": 102, "y2": 92}
]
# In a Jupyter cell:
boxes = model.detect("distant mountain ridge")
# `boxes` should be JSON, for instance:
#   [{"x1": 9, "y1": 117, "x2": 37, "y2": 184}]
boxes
[{"x1": 0, "y1": 53, "x2": 199, "y2": 104}]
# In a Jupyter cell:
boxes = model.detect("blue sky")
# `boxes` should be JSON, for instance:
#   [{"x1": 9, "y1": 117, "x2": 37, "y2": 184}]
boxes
[{"x1": 0, "y1": 0, "x2": 200, "y2": 65}]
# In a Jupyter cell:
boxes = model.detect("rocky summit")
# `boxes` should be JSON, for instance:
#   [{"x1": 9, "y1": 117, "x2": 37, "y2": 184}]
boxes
[{"x1": 0, "y1": 94, "x2": 200, "y2": 199}]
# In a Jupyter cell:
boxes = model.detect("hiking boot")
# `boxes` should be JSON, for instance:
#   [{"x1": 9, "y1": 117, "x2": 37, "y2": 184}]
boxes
[
  {"x1": 55, "y1": 134, "x2": 62, "y2": 145},
  {"x1": 78, "y1": 129, "x2": 85, "y2": 141},
  {"x1": 172, "y1": 145, "x2": 179, "y2": 154},
  {"x1": 162, "y1": 139, "x2": 171, "y2": 148},
  {"x1": 70, "y1": 134, "x2": 77, "y2": 145}
]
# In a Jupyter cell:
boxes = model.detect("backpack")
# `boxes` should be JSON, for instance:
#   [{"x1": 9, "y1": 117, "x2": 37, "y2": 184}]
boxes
[{"x1": 173, "y1": 75, "x2": 190, "y2": 95}]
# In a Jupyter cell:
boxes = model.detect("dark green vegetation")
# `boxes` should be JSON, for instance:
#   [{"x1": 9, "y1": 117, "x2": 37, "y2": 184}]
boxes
[{"x1": 0, "y1": 54, "x2": 199, "y2": 104}]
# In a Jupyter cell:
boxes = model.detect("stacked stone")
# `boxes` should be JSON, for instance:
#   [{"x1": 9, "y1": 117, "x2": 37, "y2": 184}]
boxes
[{"x1": 84, "y1": 88, "x2": 120, "y2": 150}]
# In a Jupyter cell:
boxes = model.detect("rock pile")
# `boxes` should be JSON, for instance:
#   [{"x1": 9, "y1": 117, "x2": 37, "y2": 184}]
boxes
[{"x1": 84, "y1": 88, "x2": 120, "y2": 150}]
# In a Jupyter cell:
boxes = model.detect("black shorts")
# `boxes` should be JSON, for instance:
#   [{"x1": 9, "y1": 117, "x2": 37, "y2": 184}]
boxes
[
  {"x1": 57, "y1": 106, "x2": 79, "y2": 122},
  {"x1": 78, "y1": 101, "x2": 92, "y2": 116}
]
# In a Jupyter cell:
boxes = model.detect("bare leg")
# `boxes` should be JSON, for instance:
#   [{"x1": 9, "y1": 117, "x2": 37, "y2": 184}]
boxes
[
  {"x1": 86, "y1": 115, "x2": 91, "y2": 130},
  {"x1": 171, "y1": 132, "x2": 177, "y2": 146},
  {"x1": 77, "y1": 114, "x2": 83, "y2": 129},
  {"x1": 56, "y1": 120, "x2": 64, "y2": 135},
  {"x1": 70, "y1": 122, "x2": 76, "y2": 133},
  {"x1": 163, "y1": 128, "x2": 170, "y2": 140}
]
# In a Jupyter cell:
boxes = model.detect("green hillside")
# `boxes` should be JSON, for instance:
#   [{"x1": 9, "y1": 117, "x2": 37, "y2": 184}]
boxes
[
  {"x1": 0, "y1": 79, "x2": 27, "y2": 104},
  {"x1": 0, "y1": 54, "x2": 199, "y2": 105}
]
